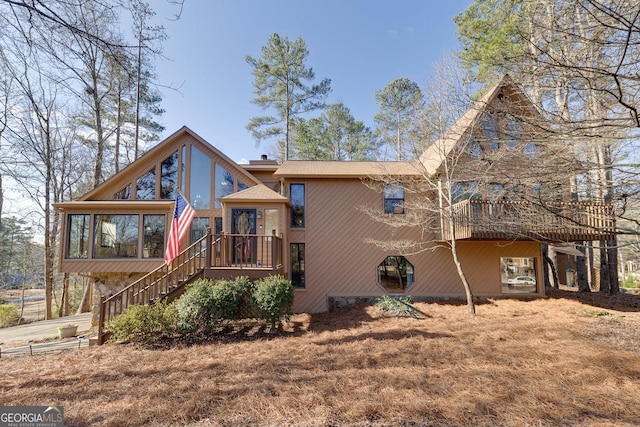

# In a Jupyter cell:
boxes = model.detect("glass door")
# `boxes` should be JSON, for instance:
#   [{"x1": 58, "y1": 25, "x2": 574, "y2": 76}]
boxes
[{"x1": 231, "y1": 209, "x2": 256, "y2": 265}]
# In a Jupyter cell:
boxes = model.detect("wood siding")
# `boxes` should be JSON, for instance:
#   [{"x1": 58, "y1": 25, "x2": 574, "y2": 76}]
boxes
[{"x1": 290, "y1": 178, "x2": 544, "y2": 313}]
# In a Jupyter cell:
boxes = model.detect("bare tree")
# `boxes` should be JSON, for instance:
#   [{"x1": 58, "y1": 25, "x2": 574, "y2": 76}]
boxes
[
  {"x1": 0, "y1": 61, "x2": 13, "y2": 231},
  {"x1": 0, "y1": 10, "x2": 82, "y2": 317},
  {"x1": 363, "y1": 56, "x2": 615, "y2": 314},
  {"x1": 455, "y1": 0, "x2": 640, "y2": 293},
  {"x1": 362, "y1": 62, "x2": 479, "y2": 314}
]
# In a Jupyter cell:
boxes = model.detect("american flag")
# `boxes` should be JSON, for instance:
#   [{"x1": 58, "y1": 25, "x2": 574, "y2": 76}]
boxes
[{"x1": 164, "y1": 193, "x2": 195, "y2": 266}]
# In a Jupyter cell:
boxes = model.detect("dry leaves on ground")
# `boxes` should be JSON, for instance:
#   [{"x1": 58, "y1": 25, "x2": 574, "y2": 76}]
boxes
[{"x1": 1, "y1": 288, "x2": 640, "y2": 427}]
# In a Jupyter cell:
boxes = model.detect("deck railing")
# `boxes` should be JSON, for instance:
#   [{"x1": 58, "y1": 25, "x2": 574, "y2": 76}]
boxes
[
  {"x1": 442, "y1": 199, "x2": 615, "y2": 242},
  {"x1": 207, "y1": 232, "x2": 283, "y2": 271}
]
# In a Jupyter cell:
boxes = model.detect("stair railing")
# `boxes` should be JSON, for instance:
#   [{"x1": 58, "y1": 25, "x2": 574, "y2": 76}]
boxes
[{"x1": 98, "y1": 234, "x2": 213, "y2": 344}]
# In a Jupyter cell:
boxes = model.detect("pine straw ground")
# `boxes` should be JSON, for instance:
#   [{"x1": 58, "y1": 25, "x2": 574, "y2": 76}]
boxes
[{"x1": 2, "y1": 288, "x2": 640, "y2": 427}]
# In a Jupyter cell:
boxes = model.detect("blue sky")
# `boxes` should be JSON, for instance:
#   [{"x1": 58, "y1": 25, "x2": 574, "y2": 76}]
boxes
[{"x1": 153, "y1": 0, "x2": 472, "y2": 163}]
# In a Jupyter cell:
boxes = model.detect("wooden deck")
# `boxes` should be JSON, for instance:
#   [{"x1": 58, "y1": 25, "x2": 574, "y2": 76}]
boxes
[{"x1": 441, "y1": 199, "x2": 615, "y2": 242}]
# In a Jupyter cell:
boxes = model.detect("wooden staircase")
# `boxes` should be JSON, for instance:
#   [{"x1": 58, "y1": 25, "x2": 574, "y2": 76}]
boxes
[
  {"x1": 97, "y1": 235, "x2": 209, "y2": 344},
  {"x1": 96, "y1": 231, "x2": 285, "y2": 345}
]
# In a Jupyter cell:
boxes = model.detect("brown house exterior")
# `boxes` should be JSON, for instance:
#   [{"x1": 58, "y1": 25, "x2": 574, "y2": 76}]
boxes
[{"x1": 55, "y1": 76, "x2": 615, "y2": 320}]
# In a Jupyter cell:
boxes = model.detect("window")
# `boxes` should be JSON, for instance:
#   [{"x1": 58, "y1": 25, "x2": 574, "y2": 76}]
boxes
[
  {"x1": 136, "y1": 168, "x2": 156, "y2": 200},
  {"x1": 524, "y1": 142, "x2": 539, "y2": 159},
  {"x1": 468, "y1": 140, "x2": 484, "y2": 159},
  {"x1": 533, "y1": 181, "x2": 563, "y2": 201},
  {"x1": 215, "y1": 164, "x2": 234, "y2": 208},
  {"x1": 481, "y1": 114, "x2": 499, "y2": 141},
  {"x1": 93, "y1": 214, "x2": 139, "y2": 258},
  {"x1": 505, "y1": 114, "x2": 522, "y2": 147},
  {"x1": 181, "y1": 145, "x2": 187, "y2": 194},
  {"x1": 66, "y1": 214, "x2": 90, "y2": 259},
  {"x1": 452, "y1": 181, "x2": 479, "y2": 203},
  {"x1": 160, "y1": 151, "x2": 178, "y2": 199},
  {"x1": 191, "y1": 146, "x2": 211, "y2": 209},
  {"x1": 114, "y1": 185, "x2": 131, "y2": 200},
  {"x1": 291, "y1": 243, "x2": 305, "y2": 288},
  {"x1": 378, "y1": 256, "x2": 414, "y2": 293},
  {"x1": 384, "y1": 185, "x2": 404, "y2": 214},
  {"x1": 290, "y1": 184, "x2": 305, "y2": 227},
  {"x1": 501, "y1": 257, "x2": 537, "y2": 293},
  {"x1": 190, "y1": 217, "x2": 211, "y2": 258},
  {"x1": 190, "y1": 217, "x2": 210, "y2": 244},
  {"x1": 214, "y1": 217, "x2": 222, "y2": 257},
  {"x1": 488, "y1": 183, "x2": 505, "y2": 200},
  {"x1": 238, "y1": 180, "x2": 248, "y2": 192},
  {"x1": 265, "y1": 208, "x2": 279, "y2": 236},
  {"x1": 143, "y1": 215, "x2": 165, "y2": 258}
]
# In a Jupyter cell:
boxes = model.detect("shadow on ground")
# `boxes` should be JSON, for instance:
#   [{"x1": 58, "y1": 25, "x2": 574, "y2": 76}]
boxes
[{"x1": 545, "y1": 286, "x2": 640, "y2": 312}]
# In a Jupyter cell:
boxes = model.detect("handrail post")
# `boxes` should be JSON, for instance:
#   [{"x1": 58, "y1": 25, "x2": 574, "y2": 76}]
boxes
[
  {"x1": 272, "y1": 230, "x2": 277, "y2": 272},
  {"x1": 205, "y1": 227, "x2": 212, "y2": 269}
]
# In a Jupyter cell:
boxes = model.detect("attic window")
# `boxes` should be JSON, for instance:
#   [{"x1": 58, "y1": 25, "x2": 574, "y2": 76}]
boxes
[
  {"x1": 160, "y1": 151, "x2": 178, "y2": 200},
  {"x1": 214, "y1": 164, "x2": 234, "y2": 208},
  {"x1": 136, "y1": 168, "x2": 156, "y2": 200},
  {"x1": 497, "y1": 93, "x2": 505, "y2": 102},
  {"x1": 468, "y1": 140, "x2": 484, "y2": 160}
]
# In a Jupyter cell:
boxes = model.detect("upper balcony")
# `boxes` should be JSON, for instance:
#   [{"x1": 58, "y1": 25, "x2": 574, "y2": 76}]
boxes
[{"x1": 441, "y1": 199, "x2": 616, "y2": 242}]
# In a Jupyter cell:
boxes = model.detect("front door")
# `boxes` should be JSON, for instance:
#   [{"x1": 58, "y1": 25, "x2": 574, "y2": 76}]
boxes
[{"x1": 231, "y1": 209, "x2": 256, "y2": 265}]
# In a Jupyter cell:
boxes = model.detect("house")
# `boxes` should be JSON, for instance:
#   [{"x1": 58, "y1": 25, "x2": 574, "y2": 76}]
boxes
[{"x1": 54, "y1": 76, "x2": 615, "y2": 339}]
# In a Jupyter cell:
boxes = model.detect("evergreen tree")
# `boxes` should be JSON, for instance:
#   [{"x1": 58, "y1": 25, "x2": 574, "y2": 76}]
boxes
[
  {"x1": 374, "y1": 78, "x2": 425, "y2": 160},
  {"x1": 246, "y1": 33, "x2": 331, "y2": 161}
]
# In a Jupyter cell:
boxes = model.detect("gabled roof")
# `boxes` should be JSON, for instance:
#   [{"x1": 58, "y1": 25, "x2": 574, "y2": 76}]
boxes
[
  {"x1": 418, "y1": 74, "x2": 539, "y2": 175},
  {"x1": 79, "y1": 126, "x2": 260, "y2": 201},
  {"x1": 221, "y1": 184, "x2": 290, "y2": 204},
  {"x1": 274, "y1": 160, "x2": 423, "y2": 178}
]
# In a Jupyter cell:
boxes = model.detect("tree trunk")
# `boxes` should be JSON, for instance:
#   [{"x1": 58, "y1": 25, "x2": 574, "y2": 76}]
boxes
[
  {"x1": 76, "y1": 278, "x2": 92, "y2": 314},
  {"x1": 599, "y1": 241, "x2": 610, "y2": 294},
  {"x1": 115, "y1": 82, "x2": 122, "y2": 173},
  {"x1": 60, "y1": 272, "x2": 70, "y2": 316},
  {"x1": 607, "y1": 237, "x2": 619, "y2": 294},
  {"x1": 0, "y1": 173, "x2": 3, "y2": 231},
  {"x1": 586, "y1": 241, "x2": 594, "y2": 289},
  {"x1": 542, "y1": 245, "x2": 558, "y2": 288},
  {"x1": 576, "y1": 244, "x2": 589, "y2": 292},
  {"x1": 134, "y1": 25, "x2": 142, "y2": 161},
  {"x1": 449, "y1": 221, "x2": 475, "y2": 314},
  {"x1": 92, "y1": 81, "x2": 105, "y2": 188}
]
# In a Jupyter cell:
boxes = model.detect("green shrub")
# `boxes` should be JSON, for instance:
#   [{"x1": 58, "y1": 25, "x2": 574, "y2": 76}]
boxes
[
  {"x1": 107, "y1": 302, "x2": 176, "y2": 344},
  {"x1": 210, "y1": 276, "x2": 256, "y2": 320},
  {"x1": 253, "y1": 275, "x2": 294, "y2": 332},
  {"x1": 0, "y1": 303, "x2": 19, "y2": 328},
  {"x1": 621, "y1": 276, "x2": 638, "y2": 289},
  {"x1": 375, "y1": 296, "x2": 421, "y2": 318},
  {"x1": 173, "y1": 278, "x2": 219, "y2": 334}
]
